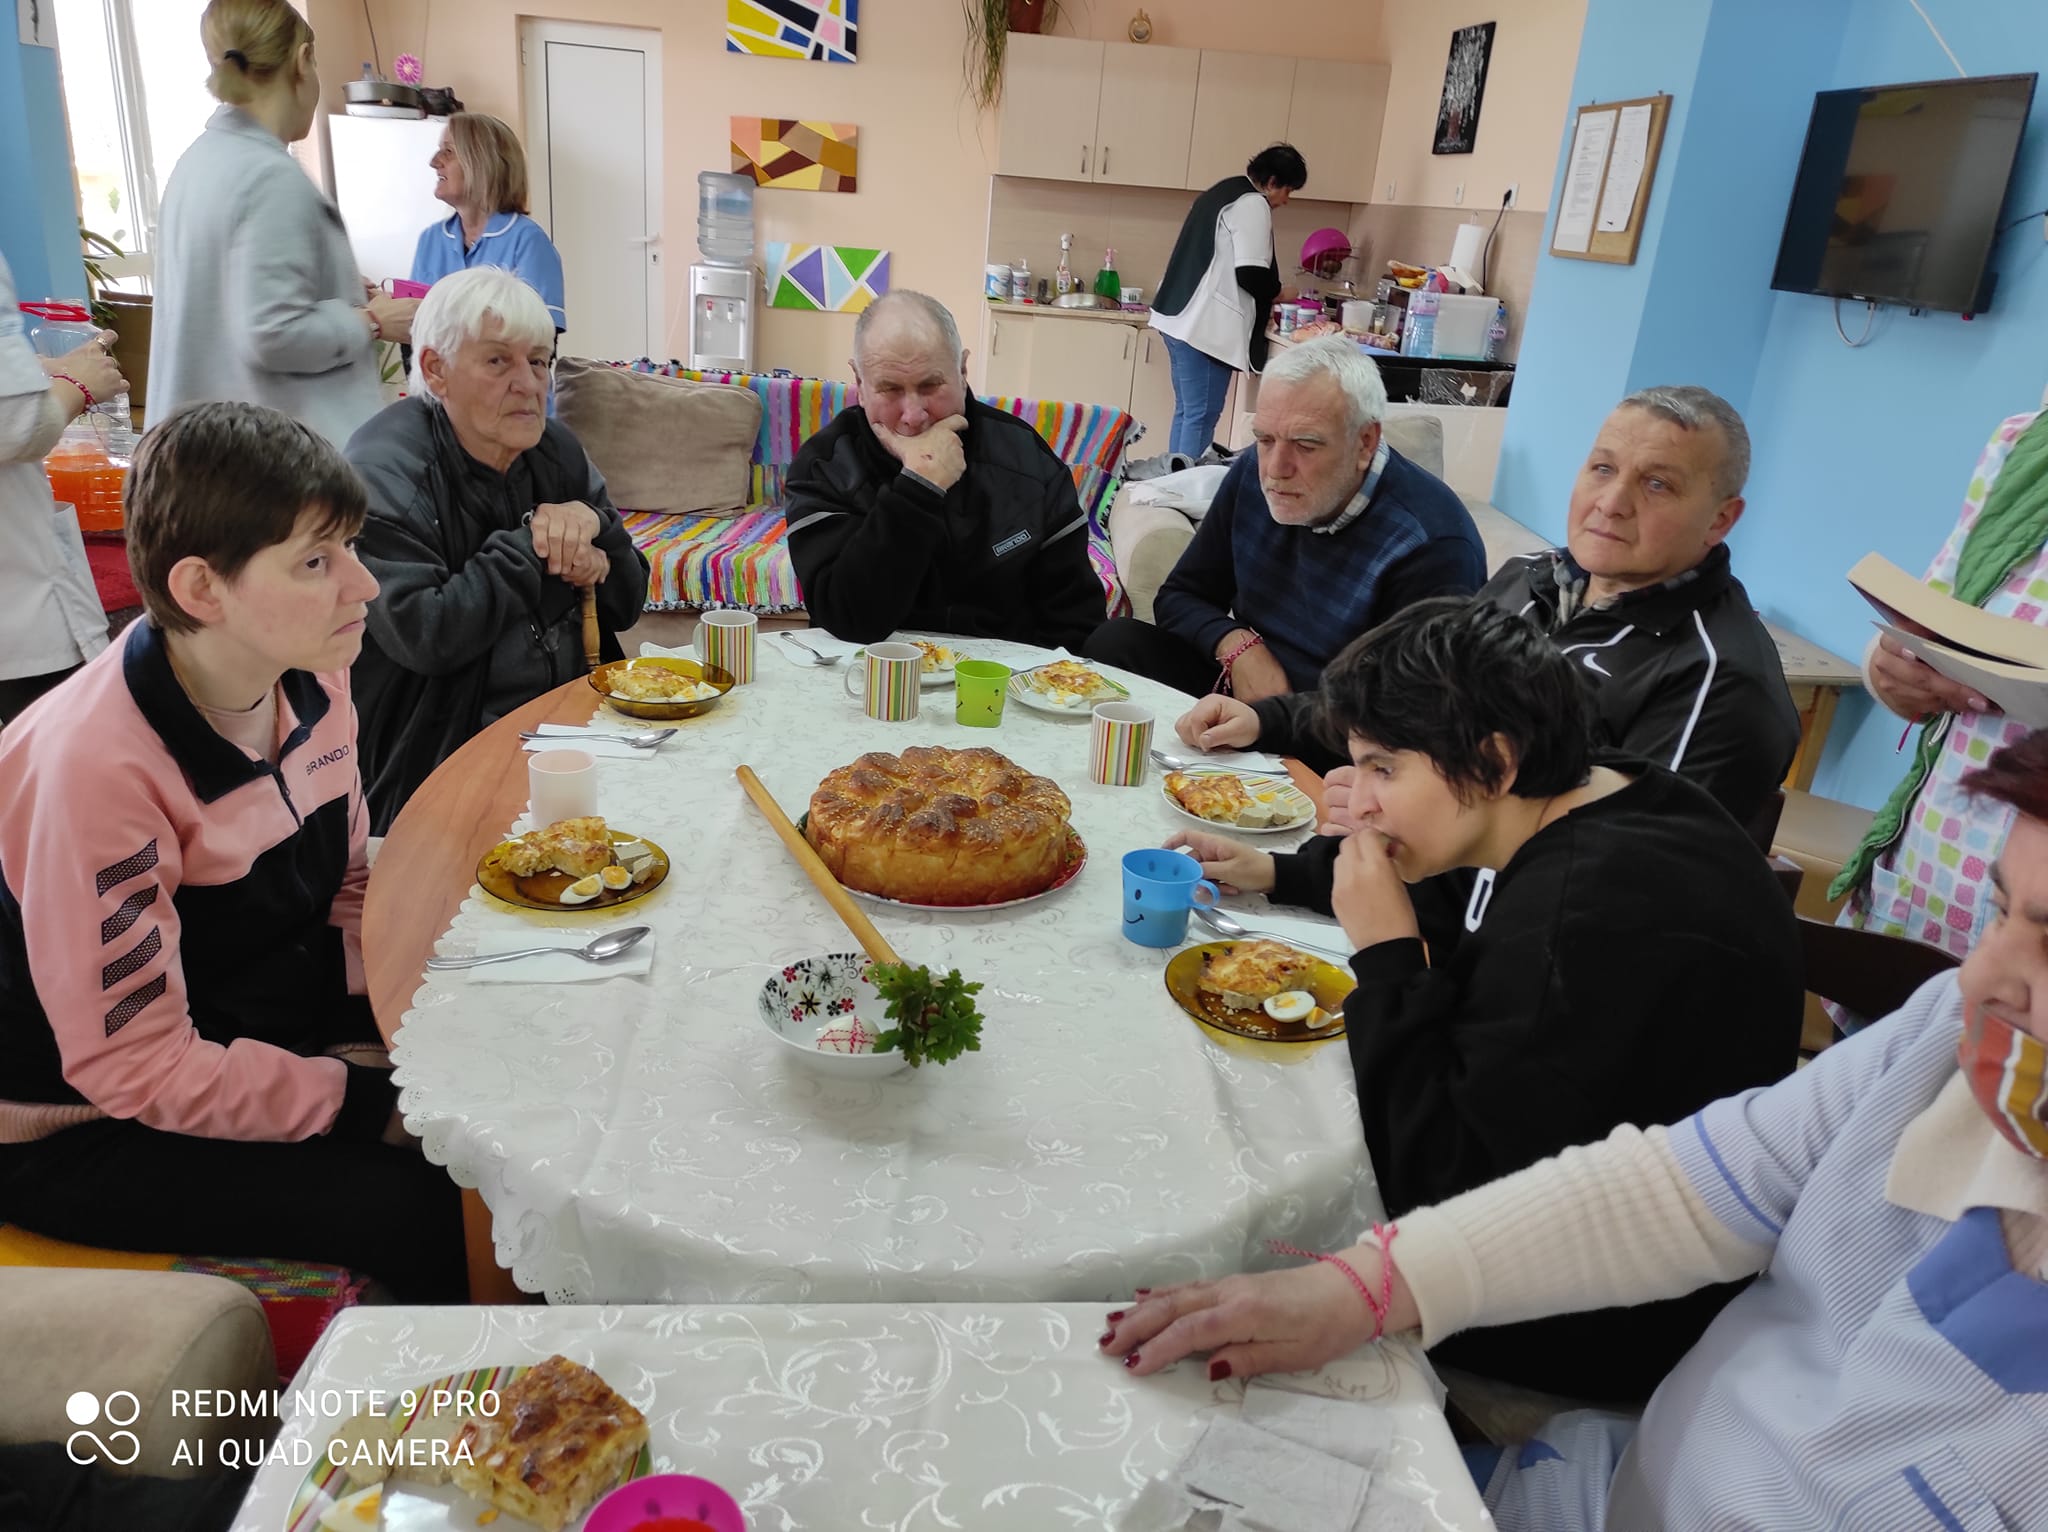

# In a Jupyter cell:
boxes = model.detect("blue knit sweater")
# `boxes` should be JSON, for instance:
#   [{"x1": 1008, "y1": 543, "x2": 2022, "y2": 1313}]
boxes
[{"x1": 1152, "y1": 448, "x2": 1485, "y2": 689}]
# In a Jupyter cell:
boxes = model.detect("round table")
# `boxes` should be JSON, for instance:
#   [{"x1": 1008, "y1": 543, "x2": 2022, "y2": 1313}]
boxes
[{"x1": 368, "y1": 638, "x2": 1378, "y2": 1306}]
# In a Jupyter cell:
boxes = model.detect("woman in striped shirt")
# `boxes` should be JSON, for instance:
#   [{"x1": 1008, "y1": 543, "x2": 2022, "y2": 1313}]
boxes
[{"x1": 1105, "y1": 727, "x2": 2048, "y2": 1531}]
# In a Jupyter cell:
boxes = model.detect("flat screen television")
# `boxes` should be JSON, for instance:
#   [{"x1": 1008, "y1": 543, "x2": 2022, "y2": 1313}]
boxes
[{"x1": 1771, "y1": 73, "x2": 2037, "y2": 314}]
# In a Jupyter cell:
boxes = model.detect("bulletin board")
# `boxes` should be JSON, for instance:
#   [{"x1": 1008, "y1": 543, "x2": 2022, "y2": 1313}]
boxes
[{"x1": 1549, "y1": 94, "x2": 1672, "y2": 265}]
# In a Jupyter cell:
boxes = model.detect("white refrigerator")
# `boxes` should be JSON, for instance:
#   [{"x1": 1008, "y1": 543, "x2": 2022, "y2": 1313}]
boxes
[{"x1": 326, "y1": 114, "x2": 448, "y2": 288}]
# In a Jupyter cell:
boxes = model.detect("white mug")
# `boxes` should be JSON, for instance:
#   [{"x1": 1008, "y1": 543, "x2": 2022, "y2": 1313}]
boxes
[
  {"x1": 529, "y1": 748, "x2": 598, "y2": 827},
  {"x1": 695, "y1": 609, "x2": 757, "y2": 684}
]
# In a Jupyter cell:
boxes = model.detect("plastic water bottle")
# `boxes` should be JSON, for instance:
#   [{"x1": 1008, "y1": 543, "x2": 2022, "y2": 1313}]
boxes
[
  {"x1": 1486, "y1": 302, "x2": 1509, "y2": 362},
  {"x1": 696, "y1": 172, "x2": 756, "y2": 267},
  {"x1": 21, "y1": 300, "x2": 134, "y2": 446}
]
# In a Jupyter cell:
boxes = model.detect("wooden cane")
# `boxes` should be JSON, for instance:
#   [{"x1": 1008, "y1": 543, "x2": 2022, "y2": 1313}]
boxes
[{"x1": 581, "y1": 587, "x2": 601, "y2": 674}]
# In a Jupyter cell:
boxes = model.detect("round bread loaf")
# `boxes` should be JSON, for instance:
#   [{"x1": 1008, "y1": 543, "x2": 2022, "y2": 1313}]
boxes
[{"x1": 806, "y1": 745, "x2": 1073, "y2": 905}]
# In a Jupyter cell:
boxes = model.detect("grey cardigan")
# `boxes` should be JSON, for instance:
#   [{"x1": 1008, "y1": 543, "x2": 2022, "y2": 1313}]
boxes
[{"x1": 148, "y1": 106, "x2": 381, "y2": 446}]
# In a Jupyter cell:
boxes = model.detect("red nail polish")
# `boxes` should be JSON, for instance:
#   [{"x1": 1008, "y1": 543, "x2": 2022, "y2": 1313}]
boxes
[
  {"x1": 1123, "y1": 1351, "x2": 1140, "y2": 1370},
  {"x1": 1098, "y1": 1331, "x2": 1114, "y2": 1347},
  {"x1": 1108, "y1": 1310, "x2": 1126, "y2": 1323},
  {"x1": 1208, "y1": 1359, "x2": 1232, "y2": 1382}
]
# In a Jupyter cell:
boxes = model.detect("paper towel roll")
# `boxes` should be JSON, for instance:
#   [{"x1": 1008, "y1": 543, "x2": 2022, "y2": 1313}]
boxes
[{"x1": 1448, "y1": 223, "x2": 1487, "y2": 280}]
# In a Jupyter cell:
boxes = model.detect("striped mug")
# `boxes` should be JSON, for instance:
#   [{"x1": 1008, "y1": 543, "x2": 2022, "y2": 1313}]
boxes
[
  {"x1": 695, "y1": 609, "x2": 757, "y2": 684},
  {"x1": 845, "y1": 641, "x2": 922, "y2": 722},
  {"x1": 1089, "y1": 701, "x2": 1154, "y2": 786}
]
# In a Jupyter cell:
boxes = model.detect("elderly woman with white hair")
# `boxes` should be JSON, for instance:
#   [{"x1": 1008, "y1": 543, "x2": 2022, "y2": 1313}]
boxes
[
  {"x1": 1085, "y1": 335, "x2": 1482, "y2": 702},
  {"x1": 345, "y1": 268, "x2": 648, "y2": 830}
]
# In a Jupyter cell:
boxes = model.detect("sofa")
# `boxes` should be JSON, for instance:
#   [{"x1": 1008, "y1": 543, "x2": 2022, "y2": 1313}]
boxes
[
  {"x1": 602, "y1": 365, "x2": 1139, "y2": 617},
  {"x1": 1107, "y1": 413, "x2": 1549, "y2": 621}
]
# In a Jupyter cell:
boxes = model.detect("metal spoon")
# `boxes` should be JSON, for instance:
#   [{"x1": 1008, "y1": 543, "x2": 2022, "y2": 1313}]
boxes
[
  {"x1": 519, "y1": 728, "x2": 677, "y2": 750},
  {"x1": 1190, "y1": 904, "x2": 1356, "y2": 963},
  {"x1": 1149, "y1": 747, "x2": 1290, "y2": 779},
  {"x1": 425, "y1": 926, "x2": 651, "y2": 971}
]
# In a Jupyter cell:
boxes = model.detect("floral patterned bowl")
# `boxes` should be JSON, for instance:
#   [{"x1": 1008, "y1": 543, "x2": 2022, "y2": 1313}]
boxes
[{"x1": 756, "y1": 952, "x2": 907, "y2": 1079}]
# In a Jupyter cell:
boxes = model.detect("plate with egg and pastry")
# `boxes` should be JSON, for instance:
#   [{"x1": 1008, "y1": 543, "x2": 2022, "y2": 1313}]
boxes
[
  {"x1": 1006, "y1": 659, "x2": 1131, "y2": 716},
  {"x1": 477, "y1": 817, "x2": 669, "y2": 912},
  {"x1": 858, "y1": 638, "x2": 964, "y2": 686},
  {"x1": 1161, "y1": 766, "x2": 1316, "y2": 834},
  {"x1": 587, "y1": 656, "x2": 734, "y2": 721},
  {"x1": 1164, "y1": 938, "x2": 1354, "y2": 1042},
  {"x1": 288, "y1": 1355, "x2": 653, "y2": 1532}
]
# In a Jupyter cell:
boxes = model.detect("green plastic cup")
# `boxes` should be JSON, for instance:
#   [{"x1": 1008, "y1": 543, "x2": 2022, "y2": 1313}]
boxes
[{"x1": 954, "y1": 659, "x2": 1012, "y2": 727}]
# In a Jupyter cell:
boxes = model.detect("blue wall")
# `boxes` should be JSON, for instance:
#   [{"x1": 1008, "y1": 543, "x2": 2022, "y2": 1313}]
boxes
[
  {"x1": 0, "y1": 20, "x2": 85, "y2": 302},
  {"x1": 1499, "y1": 0, "x2": 2048, "y2": 807}
]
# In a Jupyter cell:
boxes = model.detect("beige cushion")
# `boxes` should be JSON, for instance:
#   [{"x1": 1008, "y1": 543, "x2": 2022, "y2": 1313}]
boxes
[
  {"x1": 1380, "y1": 413, "x2": 1445, "y2": 479},
  {"x1": 555, "y1": 357, "x2": 762, "y2": 517},
  {"x1": 0, "y1": 1268, "x2": 275, "y2": 1477}
]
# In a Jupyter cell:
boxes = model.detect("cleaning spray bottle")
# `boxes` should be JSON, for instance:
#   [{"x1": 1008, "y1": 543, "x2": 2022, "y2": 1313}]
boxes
[{"x1": 1055, "y1": 233, "x2": 1076, "y2": 297}]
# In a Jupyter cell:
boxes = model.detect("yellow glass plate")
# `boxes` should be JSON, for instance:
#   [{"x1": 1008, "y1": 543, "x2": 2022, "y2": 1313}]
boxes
[
  {"x1": 588, "y1": 655, "x2": 735, "y2": 720},
  {"x1": 1164, "y1": 941, "x2": 1353, "y2": 1042},
  {"x1": 477, "y1": 829, "x2": 670, "y2": 912}
]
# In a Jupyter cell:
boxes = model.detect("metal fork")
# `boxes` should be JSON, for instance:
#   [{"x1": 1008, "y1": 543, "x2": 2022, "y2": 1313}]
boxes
[{"x1": 1149, "y1": 747, "x2": 1290, "y2": 779}]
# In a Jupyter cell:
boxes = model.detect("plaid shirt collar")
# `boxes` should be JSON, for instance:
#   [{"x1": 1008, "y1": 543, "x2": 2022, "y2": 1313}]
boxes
[
  {"x1": 1311, "y1": 440, "x2": 1392, "y2": 536},
  {"x1": 1547, "y1": 548, "x2": 1708, "y2": 629}
]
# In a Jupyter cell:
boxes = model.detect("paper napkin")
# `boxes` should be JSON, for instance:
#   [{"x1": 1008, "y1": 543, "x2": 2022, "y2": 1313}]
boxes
[{"x1": 521, "y1": 723, "x2": 658, "y2": 761}]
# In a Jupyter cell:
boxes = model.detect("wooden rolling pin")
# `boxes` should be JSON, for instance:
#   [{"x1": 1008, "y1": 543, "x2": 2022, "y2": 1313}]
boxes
[
  {"x1": 734, "y1": 765, "x2": 903, "y2": 967},
  {"x1": 581, "y1": 587, "x2": 601, "y2": 673}
]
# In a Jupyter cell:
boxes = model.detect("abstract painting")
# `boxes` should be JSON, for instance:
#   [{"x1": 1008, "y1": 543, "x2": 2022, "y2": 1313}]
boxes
[
  {"x1": 726, "y1": 0, "x2": 859, "y2": 63},
  {"x1": 764, "y1": 243, "x2": 891, "y2": 312},
  {"x1": 732, "y1": 119, "x2": 859, "y2": 192},
  {"x1": 1433, "y1": 20, "x2": 1495, "y2": 155}
]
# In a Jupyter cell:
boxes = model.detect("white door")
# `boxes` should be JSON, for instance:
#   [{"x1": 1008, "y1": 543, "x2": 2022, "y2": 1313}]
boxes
[{"x1": 521, "y1": 19, "x2": 663, "y2": 359}]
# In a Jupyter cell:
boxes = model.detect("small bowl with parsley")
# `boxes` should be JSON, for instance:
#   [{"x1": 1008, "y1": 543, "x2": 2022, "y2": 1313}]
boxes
[{"x1": 757, "y1": 952, "x2": 986, "y2": 1079}]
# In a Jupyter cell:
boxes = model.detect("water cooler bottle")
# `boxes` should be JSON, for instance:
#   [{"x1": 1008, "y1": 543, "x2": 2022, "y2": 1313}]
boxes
[{"x1": 689, "y1": 171, "x2": 757, "y2": 372}]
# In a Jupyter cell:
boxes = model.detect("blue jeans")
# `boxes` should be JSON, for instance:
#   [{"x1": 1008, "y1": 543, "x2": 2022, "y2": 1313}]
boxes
[{"x1": 1162, "y1": 333, "x2": 1234, "y2": 458}]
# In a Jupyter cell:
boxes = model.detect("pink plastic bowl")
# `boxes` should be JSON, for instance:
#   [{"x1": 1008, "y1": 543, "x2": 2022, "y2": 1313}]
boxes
[{"x1": 584, "y1": 1474, "x2": 746, "y2": 1532}]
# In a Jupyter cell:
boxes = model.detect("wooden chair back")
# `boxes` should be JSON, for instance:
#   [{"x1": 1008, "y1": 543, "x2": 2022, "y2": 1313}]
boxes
[{"x1": 1798, "y1": 915, "x2": 1961, "y2": 1034}]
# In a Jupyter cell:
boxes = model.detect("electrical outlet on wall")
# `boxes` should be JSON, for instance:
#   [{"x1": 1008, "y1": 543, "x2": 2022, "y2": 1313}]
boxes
[
  {"x1": 1454, "y1": 182, "x2": 1466, "y2": 206},
  {"x1": 1385, "y1": 180, "x2": 1397, "y2": 201},
  {"x1": 1505, "y1": 183, "x2": 1519, "y2": 208}
]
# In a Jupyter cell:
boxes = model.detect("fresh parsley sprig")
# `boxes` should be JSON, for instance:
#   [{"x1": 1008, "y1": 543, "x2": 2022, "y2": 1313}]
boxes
[{"x1": 869, "y1": 962, "x2": 985, "y2": 1068}]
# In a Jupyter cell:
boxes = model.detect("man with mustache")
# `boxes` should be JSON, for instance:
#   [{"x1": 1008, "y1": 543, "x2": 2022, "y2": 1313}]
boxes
[{"x1": 1085, "y1": 336, "x2": 1484, "y2": 702}]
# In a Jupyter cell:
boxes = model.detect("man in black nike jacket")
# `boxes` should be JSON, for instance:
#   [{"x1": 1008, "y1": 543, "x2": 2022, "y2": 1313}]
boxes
[
  {"x1": 785, "y1": 291, "x2": 1107, "y2": 649},
  {"x1": 1178, "y1": 384, "x2": 1799, "y2": 834}
]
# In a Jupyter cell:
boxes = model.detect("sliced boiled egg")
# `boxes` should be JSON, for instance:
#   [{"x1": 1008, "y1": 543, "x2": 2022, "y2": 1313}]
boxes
[
  {"x1": 316, "y1": 1485, "x2": 381, "y2": 1531},
  {"x1": 1262, "y1": 990, "x2": 1317, "y2": 1023},
  {"x1": 558, "y1": 873, "x2": 604, "y2": 905},
  {"x1": 599, "y1": 864, "x2": 633, "y2": 891}
]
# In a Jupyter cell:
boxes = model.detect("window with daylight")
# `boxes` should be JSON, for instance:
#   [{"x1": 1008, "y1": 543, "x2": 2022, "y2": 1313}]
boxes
[{"x1": 54, "y1": 0, "x2": 217, "y2": 276}]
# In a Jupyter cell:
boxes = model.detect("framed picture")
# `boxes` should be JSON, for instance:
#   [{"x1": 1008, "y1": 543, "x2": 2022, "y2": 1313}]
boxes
[{"x1": 1433, "y1": 20, "x2": 1496, "y2": 156}]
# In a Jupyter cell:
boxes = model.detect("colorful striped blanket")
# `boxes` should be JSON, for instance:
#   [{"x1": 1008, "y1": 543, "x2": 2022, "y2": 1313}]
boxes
[{"x1": 610, "y1": 365, "x2": 1133, "y2": 615}]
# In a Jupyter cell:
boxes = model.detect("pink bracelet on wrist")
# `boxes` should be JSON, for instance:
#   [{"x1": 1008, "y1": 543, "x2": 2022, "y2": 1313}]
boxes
[
  {"x1": 1269, "y1": 1222, "x2": 1401, "y2": 1341},
  {"x1": 1215, "y1": 630, "x2": 1264, "y2": 696},
  {"x1": 49, "y1": 372, "x2": 94, "y2": 409}
]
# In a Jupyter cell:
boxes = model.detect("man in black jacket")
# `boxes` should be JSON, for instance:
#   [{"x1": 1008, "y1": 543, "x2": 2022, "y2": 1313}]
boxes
[
  {"x1": 1178, "y1": 385, "x2": 1799, "y2": 835},
  {"x1": 784, "y1": 291, "x2": 1106, "y2": 649}
]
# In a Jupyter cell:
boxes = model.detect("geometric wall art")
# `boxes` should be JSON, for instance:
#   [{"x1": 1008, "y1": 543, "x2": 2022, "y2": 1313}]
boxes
[
  {"x1": 732, "y1": 119, "x2": 859, "y2": 192},
  {"x1": 764, "y1": 243, "x2": 891, "y2": 312},
  {"x1": 726, "y1": 0, "x2": 859, "y2": 62}
]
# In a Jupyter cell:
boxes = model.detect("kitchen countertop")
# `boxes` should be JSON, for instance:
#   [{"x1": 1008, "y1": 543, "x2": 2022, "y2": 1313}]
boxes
[{"x1": 985, "y1": 301, "x2": 1153, "y2": 324}]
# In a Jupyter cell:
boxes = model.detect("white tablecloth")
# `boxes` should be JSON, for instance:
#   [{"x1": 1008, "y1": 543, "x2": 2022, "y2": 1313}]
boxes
[
  {"x1": 226, "y1": 1304, "x2": 1492, "y2": 1531},
  {"x1": 391, "y1": 638, "x2": 1380, "y2": 1304}
]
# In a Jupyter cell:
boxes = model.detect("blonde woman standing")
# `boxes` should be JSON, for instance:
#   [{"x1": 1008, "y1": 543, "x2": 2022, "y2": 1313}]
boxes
[
  {"x1": 411, "y1": 113, "x2": 567, "y2": 337},
  {"x1": 149, "y1": 0, "x2": 417, "y2": 446}
]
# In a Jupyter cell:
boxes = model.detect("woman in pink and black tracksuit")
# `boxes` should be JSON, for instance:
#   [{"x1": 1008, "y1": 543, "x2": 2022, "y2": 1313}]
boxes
[{"x1": 0, "y1": 402, "x2": 463, "y2": 1299}]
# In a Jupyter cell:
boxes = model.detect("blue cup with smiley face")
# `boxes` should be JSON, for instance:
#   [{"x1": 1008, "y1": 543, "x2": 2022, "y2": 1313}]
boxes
[{"x1": 1121, "y1": 848, "x2": 1221, "y2": 947}]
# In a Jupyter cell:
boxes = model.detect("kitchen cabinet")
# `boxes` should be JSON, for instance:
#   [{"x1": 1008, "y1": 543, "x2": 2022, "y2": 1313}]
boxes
[
  {"x1": 1184, "y1": 52, "x2": 1297, "y2": 190},
  {"x1": 997, "y1": 35, "x2": 1105, "y2": 183},
  {"x1": 1000, "y1": 39, "x2": 1388, "y2": 201},
  {"x1": 1092, "y1": 44, "x2": 1199, "y2": 187},
  {"x1": 979, "y1": 311, "x2": 1241, "y2": 460},
  {"x1": 1285, "y1": 59, "x2": 1389, "y2": 204}
]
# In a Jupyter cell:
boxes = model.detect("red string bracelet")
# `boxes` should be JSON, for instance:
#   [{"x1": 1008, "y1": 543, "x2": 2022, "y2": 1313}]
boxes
[
  {"x1": 1269, "y1": 1223, "x2": 1400, "y2": 1341},
  {"x1": 49, "y1": 372, "x2": 94, "y2": 410},
  {"x1": 1215, "y1": 630, "x2": 1264, "y2": 696}
]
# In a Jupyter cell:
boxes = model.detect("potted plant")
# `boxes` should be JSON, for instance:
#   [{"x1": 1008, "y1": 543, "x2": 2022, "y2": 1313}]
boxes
[
  {"x1": 81, "y1": 224, "x2": 153, "y2": 421},
  {"x1": 962, "y1": 0, "x2": 1063, "y2": 111}
]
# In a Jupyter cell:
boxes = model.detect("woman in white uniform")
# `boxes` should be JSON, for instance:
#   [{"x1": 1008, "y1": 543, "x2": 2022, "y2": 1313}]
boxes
[
  {"x1": 0, "y1": 251, "x2": 126, "y2": 721},
  {"x1": 1149, "y1": 144, "x2": 1306, "y2": 460}
]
